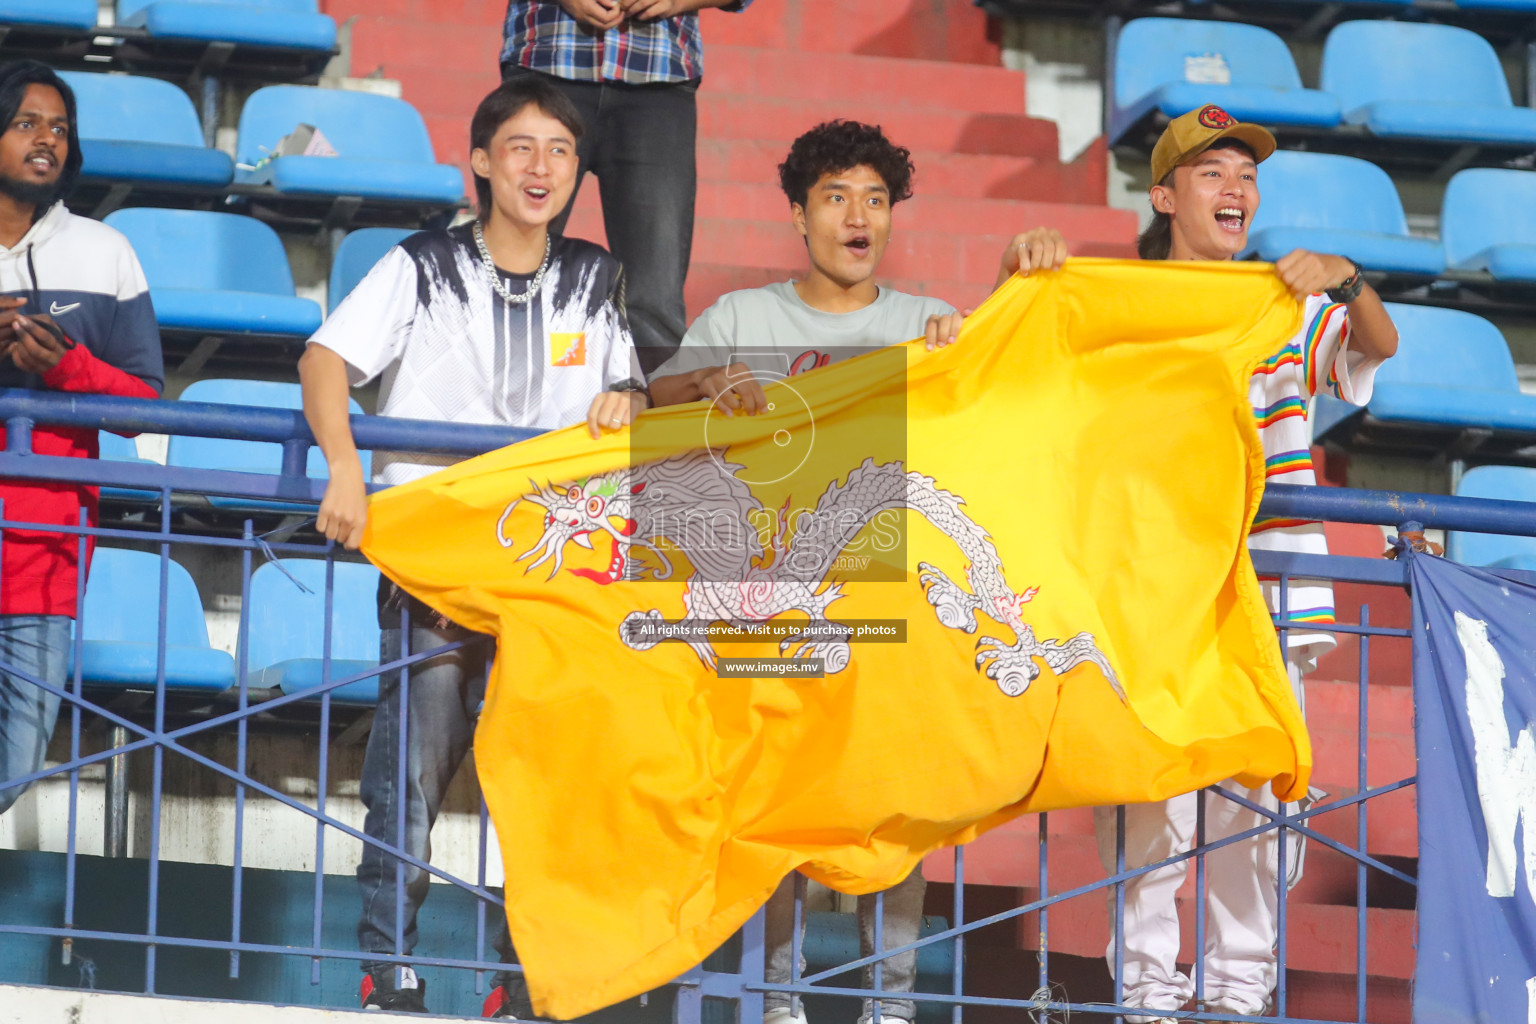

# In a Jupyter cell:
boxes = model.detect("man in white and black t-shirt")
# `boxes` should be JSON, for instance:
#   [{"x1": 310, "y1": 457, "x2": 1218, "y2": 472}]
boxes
[
  {"x1": 299, "y1": 77, "x2": 646, "y2": 1018},
  {"x1": 650, "y1": 120, "x2": 965, "y2": 1024}
]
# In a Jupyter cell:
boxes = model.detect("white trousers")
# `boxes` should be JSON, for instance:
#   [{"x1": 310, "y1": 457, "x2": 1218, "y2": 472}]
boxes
[{"x1": 1092, "y1": 659, "x2": 1307, "y2": 1020}]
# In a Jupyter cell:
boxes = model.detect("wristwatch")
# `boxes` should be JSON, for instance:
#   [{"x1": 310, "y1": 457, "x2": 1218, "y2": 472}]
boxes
[
  {"x1": 1327, "y1": 258, "x2": 1365, "y2": 304},
  {"x1": 610, "y1": 377, "x2": 652, "y2": 406}
]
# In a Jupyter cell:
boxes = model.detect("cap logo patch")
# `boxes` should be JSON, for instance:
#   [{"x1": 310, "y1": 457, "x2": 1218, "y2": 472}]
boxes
[{"x1": 1198, "y1": 105, "x2": 1237, "y2": 129}]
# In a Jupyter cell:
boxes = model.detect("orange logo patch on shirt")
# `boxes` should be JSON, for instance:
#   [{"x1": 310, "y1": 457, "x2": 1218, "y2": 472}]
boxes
[{"x1": 550, "y1": 332, "x2": 586, "y2": 367}]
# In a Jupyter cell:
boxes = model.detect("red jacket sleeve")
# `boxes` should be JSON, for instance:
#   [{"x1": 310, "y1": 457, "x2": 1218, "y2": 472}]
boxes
[
  {"x1": 41, "y1": 344, "x2": 159, "y2": 437},
  {"x1": 42, "y1": 343, "x2": 158, "y2": 400}
]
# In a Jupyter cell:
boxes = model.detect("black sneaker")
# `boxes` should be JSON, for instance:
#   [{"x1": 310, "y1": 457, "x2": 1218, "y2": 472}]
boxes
[
  {"x1": 482, "y1": 981, "x2": 539, "y2": 1020},
  {"x1": 361, "y1": 966, "x2": 429, "y2": 1012}
]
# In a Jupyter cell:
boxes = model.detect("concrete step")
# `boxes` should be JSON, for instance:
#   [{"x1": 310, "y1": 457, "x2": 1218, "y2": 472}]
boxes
[
  {"x1": 950, "y1": 945, "x2": 1411, "y2": 1024},
  {"x1": 704, "y1": 45, "x2": 1023, "y2": 116},
  {"x1": 698, "y1": 93, "x2": 1060, "y2": 157},
  {"x1": 0, "y1": 984, "x2": 446, "y2": 1024},
  {"x1": 699, "y1": 0, "x2": 1001, "y2": 66},
  {"x1": 346, "y1": 16, "x2": 504, "y2": 79},
  {"x1": 698, "y1": 138, "x2": 1081, "y2": 203}
]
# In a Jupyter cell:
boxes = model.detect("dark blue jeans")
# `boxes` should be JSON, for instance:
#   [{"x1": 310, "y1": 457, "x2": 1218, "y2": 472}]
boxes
[
  {"x1": 501, "y1": 65, "x2": 698, "y2": 376},
  {"x1": 0, "y1": 615, "x2": 70, "y2": 815},
  {"x1": 355, "y1": 620, "x2": 522, "y2": 998}
]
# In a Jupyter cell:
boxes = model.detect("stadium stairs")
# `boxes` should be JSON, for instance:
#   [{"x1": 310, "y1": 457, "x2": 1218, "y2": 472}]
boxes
[{"x1": 320, "y1": 0, "x2": 1138, "y2": 316}]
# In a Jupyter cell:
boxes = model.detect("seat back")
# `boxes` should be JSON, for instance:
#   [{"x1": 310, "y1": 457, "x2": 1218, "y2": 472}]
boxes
[
  {"x1": 1374, "y1": 303, "x2": 1519, "y2": 393},
  {"x1": 0, "y1": 0, "x2": 99, "y2": 29},
  {"x1": 118, "y1": 0, "x2": 319, "y2": 17},
  {"x1": 244, "y1": 559, "x2": 380, "y2": 671},
  {"x1": 103, "y1": 209, "x2": 296, "y2": 296},
  {"x1": 1247, "y1": 151, "x2": 1410, "y2": 237},
  {"x1": 166, "y1": 378, "x2": 367, "y2": 480},
  {"x1": 1321, "y1": 21, "x2": 1512, "y2": 112},
  {"x1": 82, "y1": 548, "x2": 212, "y2": 648},
  {"x1": 329, "y1": 227, "x2": 412, "y2": 313},
  {"x1": 1113, "y1": 19, "x2": 1305, "y2": 111},
  {"x1": 60, "y1": 71, "x2": 206, "y2": 148},
  {"x1": 1441, "y1": 168, "x2": 1536, "y2": 266},
  {"x1": 96, "y1": 431, "x2": 144, "y2": 464},
  {"x1": 1449, "y1": 466, "x2": 1536, "y2": 569},
  {"x1": 236, "y1": 85, "x2": 436, "y2": 169}
]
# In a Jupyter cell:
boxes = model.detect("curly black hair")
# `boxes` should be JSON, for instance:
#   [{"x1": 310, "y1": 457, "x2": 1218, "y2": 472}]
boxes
[{"x1": 777, "y1": 120, "x2": 915, "y2": 208}]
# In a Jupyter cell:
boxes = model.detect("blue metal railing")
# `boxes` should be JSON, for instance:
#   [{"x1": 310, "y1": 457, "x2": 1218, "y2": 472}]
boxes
[{"x1": 0, "y1": 388, "x2": 1522, "y2": 1022}]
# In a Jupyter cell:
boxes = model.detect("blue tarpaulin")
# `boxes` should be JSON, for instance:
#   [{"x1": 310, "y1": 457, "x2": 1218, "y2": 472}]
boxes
[{"x1": 1410, "y1": 551, "x2": 1536, "y2": 1024}]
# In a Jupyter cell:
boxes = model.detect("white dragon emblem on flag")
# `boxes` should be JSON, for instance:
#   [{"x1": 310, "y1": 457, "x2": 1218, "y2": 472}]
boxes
[{"x1": 496, "y1": 450, "x2": 1121, "y2": 700}]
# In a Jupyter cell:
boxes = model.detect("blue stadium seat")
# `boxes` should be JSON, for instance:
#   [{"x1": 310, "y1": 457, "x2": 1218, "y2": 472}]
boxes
[
  {"x1": 330, "y1": 227, "x2": 412, "y2": 313},
  {"x1": 166, "y1": 380, "x2": 369, "y2": 512},
  {"x1": 1108, "y1": 19, "x2": 1340, "y2": 144},
  {"x1": 60, "y1": 72, "x2": 233, "y2": 190},
  {"x1": 235, "y1": 86, "x2": 464, "y2": 205},
  {"x1": 1312, "y1": 304, "x2": 1536, "y2": 441},
  {"x1": 1447, "y1": 467, "x2": 1536, "y2": 570},
  {"x1": 97, "y1": 431, "x2": 162, "y2": 503},
  {"x1": 1440, "y1": 168, "x2": 1536, "y2": 281},
  {"x1": 102, "y1": 209, "x2": 322, "y2": 338},
  {"x1": 0, "y1": 0, "x2": 97, "y2": 30},
  {"x1": 76, "y1": 548, "x2": 236, "y2": 692},
  {"x1": 1321, "y1": 22, "x2": 1536, "y2": 147},
  {"x1": 116, "y1": 0, "x2": 336, "y2": 53},
  {"x1": 1240, "y1": 151, "x2": 1445, "y2": 275},
  {"x1": 244, "y1": 559, "x2": 380, "y2": 705}
]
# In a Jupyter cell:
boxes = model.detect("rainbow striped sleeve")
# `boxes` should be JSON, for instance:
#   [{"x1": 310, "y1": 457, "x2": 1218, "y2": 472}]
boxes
[
  {"x1": 1302, "y1": 301, "x2": 1347, "y2": 398},
  {"x1": 1276, "y1": 605, "x2": 1337, "y2": 626},
  {"x1": 1254, "y1": 396, "x2": 1307, "y2": 429},
  {"x1": 1253, "y1": 342, "x2": 1303, "y2": 379},
  {"x1": 1264, "y1": 449, "x2": 1315, "y2": 478},
  {"x1": 1328, "y1": 318, "x2": 1354, "y2": 399}
]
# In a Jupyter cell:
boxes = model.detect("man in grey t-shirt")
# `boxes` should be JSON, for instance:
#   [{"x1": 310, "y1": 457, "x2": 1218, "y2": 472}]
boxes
[
  {"x1": 652, "y1": 278, "x2": 953, "y2": 385},
  {"x1": 650, "y1": 120, "x2": 964, "y2": 420},
  {"x1": 650, "y1": 120, "x2": 965, "y2": 1024}
]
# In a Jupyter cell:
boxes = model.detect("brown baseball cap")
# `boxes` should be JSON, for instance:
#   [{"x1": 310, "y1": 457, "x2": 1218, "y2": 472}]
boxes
[{"x1": 1150, "y1": 104, "x2": 1276, "y2": 185}]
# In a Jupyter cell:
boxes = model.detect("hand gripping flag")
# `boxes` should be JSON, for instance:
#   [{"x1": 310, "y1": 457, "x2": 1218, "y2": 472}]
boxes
[{"x1": 362, "y1": 259, "x2": 1312, "y2": 1018}]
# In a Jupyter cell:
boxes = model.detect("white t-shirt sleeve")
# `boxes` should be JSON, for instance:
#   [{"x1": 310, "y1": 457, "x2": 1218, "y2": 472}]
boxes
[
  {"x1": 307, "y1": 247, "x2": 418, "y2": 387},
  {"x1": 1300, "y1": 293, "x2": 1382, "y2": 406},
  {"x1": 650, "y1": 295, "x2": 736, "y2": 382}
]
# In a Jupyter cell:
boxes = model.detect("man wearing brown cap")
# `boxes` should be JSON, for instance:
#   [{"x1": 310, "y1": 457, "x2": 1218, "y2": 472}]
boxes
[
  {"x1": 998, "y1": 104, "x2": 1398, "y2": 1021},
  {"x1": 1112, "y1": 105, "x2": 1396, "y2": 1022}
]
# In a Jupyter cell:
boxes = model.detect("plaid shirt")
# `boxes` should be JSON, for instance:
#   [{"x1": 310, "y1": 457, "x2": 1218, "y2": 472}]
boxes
[{"x1": 501, "y1": 1, "x2": 750, "y2": 84}]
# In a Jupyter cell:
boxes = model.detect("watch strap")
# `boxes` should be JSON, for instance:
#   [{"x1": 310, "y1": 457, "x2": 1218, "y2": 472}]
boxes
[{"x1": 1327, "y1": 259, "x2": 1365, "y2": 304}]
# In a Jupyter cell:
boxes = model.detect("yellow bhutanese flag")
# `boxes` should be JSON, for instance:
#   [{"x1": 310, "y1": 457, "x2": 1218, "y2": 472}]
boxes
[{"x1": 362, "y1": 259, "x2": 1311, "y2": 1020}]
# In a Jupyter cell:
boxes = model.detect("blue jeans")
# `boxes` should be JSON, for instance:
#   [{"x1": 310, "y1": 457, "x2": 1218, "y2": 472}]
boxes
[
  {"x1": 355, "y1": 620, "x2": 522, "y2": 998},
  {"x1": 0, "y1": 615, "x2": 70, "y2": 815}
]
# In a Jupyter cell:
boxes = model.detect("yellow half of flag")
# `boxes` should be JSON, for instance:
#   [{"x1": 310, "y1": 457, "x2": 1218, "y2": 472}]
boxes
[{"x1": 362, "y1": 259, "x2": 1311, "y2": 1019}]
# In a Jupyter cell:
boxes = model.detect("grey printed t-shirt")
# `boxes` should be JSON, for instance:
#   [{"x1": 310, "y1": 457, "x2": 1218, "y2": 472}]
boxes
[{"x1": 652, "y1": 281, "x2": 955, "y2": 383}]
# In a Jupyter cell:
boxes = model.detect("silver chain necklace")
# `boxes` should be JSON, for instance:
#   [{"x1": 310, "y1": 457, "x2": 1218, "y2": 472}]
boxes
[{"x1": 473, "y1": 221, "x2": 550, "y2": 305}]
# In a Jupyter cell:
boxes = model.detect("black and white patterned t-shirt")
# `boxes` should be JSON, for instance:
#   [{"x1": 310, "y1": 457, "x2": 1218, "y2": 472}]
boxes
[{"x1": 311, "y1": 226, "x2": 639, "y2": 485}]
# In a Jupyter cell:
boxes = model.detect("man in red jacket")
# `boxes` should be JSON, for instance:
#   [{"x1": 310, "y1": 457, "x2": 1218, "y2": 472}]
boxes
[{"x1": 0, "y1": 61, "x2": 163, "y2": 815}]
